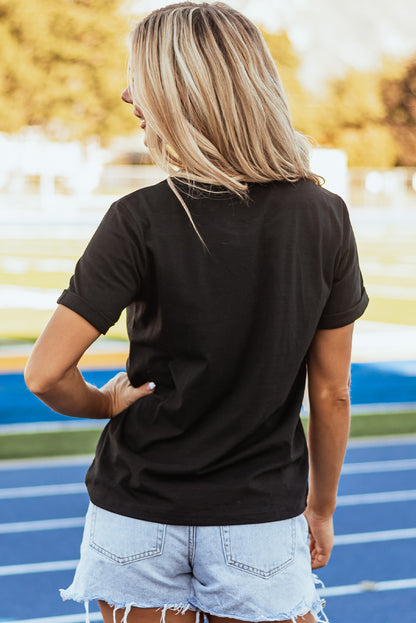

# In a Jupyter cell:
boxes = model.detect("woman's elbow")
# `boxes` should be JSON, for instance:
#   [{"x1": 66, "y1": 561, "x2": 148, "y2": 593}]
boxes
[
  {"x1": 310, "y1": 386, "x2": 351, "y2": 410},
  {"x1": 24, "y1": 362, "x2": 55, "y2": 396}
]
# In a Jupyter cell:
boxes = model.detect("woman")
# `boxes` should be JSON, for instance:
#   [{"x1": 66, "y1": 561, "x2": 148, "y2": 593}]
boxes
[{"x1": 25, "y1": 3, "x2": 368, "y2": 623}]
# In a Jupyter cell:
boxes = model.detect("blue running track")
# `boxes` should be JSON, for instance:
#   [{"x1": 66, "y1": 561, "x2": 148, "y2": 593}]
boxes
[{"x1": 0, "y1": 438, "x2": 415, "y2": 622}]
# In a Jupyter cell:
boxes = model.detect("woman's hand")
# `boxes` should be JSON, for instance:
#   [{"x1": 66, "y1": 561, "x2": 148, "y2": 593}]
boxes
[
  {"x1": 100, "y1": 372, "x2": 156, "y2": 418},
  {"x1": 304, "y1": 507, "x2": 334, "y2": 569}
]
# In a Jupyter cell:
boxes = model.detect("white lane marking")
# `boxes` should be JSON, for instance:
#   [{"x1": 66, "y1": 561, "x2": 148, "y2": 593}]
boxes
[
  {"x1": 320, "y1": 577, "x2": 416, "y2": 597},
  {"x1": 0, "y1": 517, "x2": 84, "y2": 534},
  {"x1": 337, "y1": 490, "x2": 416, "y2": 505},
  {"x1": 335, "y1": 527, "x2": 416, "y2": 545},
  {"x1": 0, "y1": 483, "x2": 86, "y2": 499},
  {"x1": 0, "y1": 420, "x2": 105, "y2": 434},
  {"x1": 350, "y1": 402, "x2": 416, "y2": 415},
  {"x1": 365, "y1": 284, "x2": 416, "y2": 300},
  {"x1": 0, "y1": 455, "x2": 93, "y2": 470},
  {"x1": 0, "y1": 560, "x2": 78, "y2": 576},
  {"x1": 0, "y1": 285, "x2": 61, "y2": 310},
  {"x1": 1, "y1": 464, "x2": 415, "y2": 501},
  {"x1": 347, "y1": 435, "x2": 416, "y2": 448},
  {"x1": 342, "y1": 458, "x2": 416, "y2": 474},
  {"x1": 361, "y1": 261, "x2": 416, "y2": 278},
  {"x1": 0, "y1": 614, "x2": 102, "y2": 623},
  {"x1": 1, "y1": 516, "x2": 414, "y2": 547}
]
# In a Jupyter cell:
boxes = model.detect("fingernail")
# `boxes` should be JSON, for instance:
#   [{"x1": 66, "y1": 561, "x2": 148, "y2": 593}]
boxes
[{"x1": 147, "y1": 382, "x2": 156, "y2": 391}]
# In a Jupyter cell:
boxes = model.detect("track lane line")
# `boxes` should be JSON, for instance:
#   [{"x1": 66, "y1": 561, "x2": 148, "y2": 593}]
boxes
[
  {"x1": 0, "y1": 560, "x2": 78, "y2": 576},
  {"x1": 0, "y1": 456, "x2": 92, "y2": 470},
  {"x1": 334, "y1": 527, "x2": 416, "y2": 545},
  {"x1": 337, "y1": 489, "x2": 416, "y2": 505},
  {"x1": 2, "y1": 458, "x2": 416, "y2": 499},
  {"x1": 0, "y1": 483, "x2": 86, "y2": 499},
  {"x1": 0, "y1": 614, "x2": 101, "y2": 623},
  {"x1": 342, "y1": 458, "x2": 416, "y2": 473},
  {"x1": 0, "y1": 517, "x2": 84, "y2": 533},
  {"x1": 320, "y1": 577, "x2": 416, "y2": 597},
  {"x1": 1, "y1": 518, "x2": 415, "y2": 545},
  {"x1": 2, "y1": 485, "x2": 416, "y2": 504}
]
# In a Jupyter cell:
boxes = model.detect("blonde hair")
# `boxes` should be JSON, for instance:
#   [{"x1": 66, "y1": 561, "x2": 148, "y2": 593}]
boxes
[{"x1": 128, "y1": 2, "x2": 321, "y2": 241}]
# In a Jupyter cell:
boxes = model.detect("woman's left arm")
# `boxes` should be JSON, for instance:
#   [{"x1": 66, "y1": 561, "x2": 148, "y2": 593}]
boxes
[{"x1": 24, "y1": 304, "x2": 154, "y2": 419}]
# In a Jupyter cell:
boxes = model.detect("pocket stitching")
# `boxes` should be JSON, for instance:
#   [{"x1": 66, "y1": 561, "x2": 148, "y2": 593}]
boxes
[
  {"x1": 220, "y1": 519, "x2": 296, "y2": 579},
  {"x1": 89, "y1": 505, "x2": 166, "y2": 565}
]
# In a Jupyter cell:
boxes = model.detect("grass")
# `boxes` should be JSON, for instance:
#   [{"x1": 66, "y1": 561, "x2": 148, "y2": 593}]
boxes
[
  {"x1": 0, "y1": 412, "x2": 415, "y2": 461},
  {"x1": 0, "y1": 428, "x2": 102, "y2": 461}
]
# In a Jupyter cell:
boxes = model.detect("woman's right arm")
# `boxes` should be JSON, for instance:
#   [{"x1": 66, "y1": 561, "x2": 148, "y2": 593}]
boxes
[
  {"x1": 305, "y1": 323, "x2": 354, "y2": 569},
  {"x1": 24, "y1": 304, "x2": 155, "y2": 419}
]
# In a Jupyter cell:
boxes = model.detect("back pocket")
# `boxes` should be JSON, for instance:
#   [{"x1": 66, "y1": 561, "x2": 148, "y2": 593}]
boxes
[
  {"x1": 221, "y1": 519, "x2": 296, "y2": 578},
  {"x1": 89, "y1": 504, "x2": 166, "y2": 565}
]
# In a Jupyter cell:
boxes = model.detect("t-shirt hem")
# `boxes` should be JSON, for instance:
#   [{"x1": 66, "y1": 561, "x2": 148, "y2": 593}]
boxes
[{"x1": 88, "y1": 493, "x2": 306, "y2": 526}]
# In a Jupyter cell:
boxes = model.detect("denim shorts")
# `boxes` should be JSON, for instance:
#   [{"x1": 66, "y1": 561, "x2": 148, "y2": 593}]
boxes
[{"x1": 60, "y1": 503, "x2": 328, "y2": 623}]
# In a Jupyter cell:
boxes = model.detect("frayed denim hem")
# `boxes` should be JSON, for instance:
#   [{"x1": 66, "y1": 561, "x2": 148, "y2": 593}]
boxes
[
  {"x1": 60, "y1": 588, "x2": 199, "y2": 623},
  {"x1": 188, "y1": 598, "x2": 327, "y2": 623},
  {"x1": 188, "y1": 572, "x2": 328, "y2": 623}
]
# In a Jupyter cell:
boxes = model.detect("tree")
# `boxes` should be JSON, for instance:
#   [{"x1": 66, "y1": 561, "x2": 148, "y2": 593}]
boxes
[
  {"x1": 0, "y1": 0, "x2": 134, "y2": 142},
  {"x1": 308, "y1": 68, "x2": 399, "y2": 167},
  {"x1": 382, "y1": 57, "x2": 416, "y2": 166},
  {"x1": 260, "y1": 29, "x2": 315, "y2": 135}
]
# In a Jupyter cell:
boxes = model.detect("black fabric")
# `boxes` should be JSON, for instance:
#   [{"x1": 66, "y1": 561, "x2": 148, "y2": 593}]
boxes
[{"x1": 58, "y1": 178, "x2": 368, "y2": 525}]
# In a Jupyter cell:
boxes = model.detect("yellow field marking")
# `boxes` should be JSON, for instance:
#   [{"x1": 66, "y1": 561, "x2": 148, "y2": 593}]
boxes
[{"x1": 0, "y1": 352, "x2": 127, "y2": 373}]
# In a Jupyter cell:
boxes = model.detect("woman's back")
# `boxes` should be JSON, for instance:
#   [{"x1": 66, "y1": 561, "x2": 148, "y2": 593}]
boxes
[{"x1": 58, "y1": 177, "x2": 367, "y2": 525}]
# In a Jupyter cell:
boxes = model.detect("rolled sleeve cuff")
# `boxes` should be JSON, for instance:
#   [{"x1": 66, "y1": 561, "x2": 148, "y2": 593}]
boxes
[
  {"x1": 57, "y1": 289, "x2": 114, "y2": 334},
  {"x1": 318, "y1": 289, "x2": 369, "y2": 330}
]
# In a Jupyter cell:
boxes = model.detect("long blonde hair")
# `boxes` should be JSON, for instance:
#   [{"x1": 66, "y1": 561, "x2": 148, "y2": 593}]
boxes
[{"x1": 128, "y1": 2, "x2": 320, "y2": 239}]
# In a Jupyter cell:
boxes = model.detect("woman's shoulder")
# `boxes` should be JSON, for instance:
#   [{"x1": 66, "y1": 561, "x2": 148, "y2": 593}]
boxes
[{"x1": 115, "y1": 178, "x2": 171, "y2": 209}]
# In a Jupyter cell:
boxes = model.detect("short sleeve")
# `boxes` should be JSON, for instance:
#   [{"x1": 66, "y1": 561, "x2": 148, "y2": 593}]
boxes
[
  {"x1": 318, "y1": 200, "x2": 369, "y2": 329},
  {"x1": 57, "y1": 201, "x2": 146, "y2": 334}
]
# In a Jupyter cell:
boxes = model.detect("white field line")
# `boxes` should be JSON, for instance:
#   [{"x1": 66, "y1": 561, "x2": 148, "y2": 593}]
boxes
[
  {"x1": 1, "y1": 460, "x2": 416, "y2": 501},
  {"x1": 350, "y1": 402, "x2": 416, "y2": 415},
  {"x1": 0, "y1": 559, "x2": 78, "y2": 576},
  {"x1": 0, "y1": 517, "x2": 84, "y2": 533},
  {"x1": 0, "y1": 615, "x2": 102, "y2": 623},
  {"x1": 337, "y1": 489, "x2": 416, "y2": 506},
  {"x1": 342, "y1": 458, "x2": 416, "y2": 474},
  {"x1": 334, "y1": 527, "x2": 416, "y2": 545},
  {"x1": 320, "y1": 577, "x2": 416, "y2": 597},
  {"x1": 0, "y1": 420, "x2": 105, "y2": 435},
  {"x1": 366, "y1": 284, "x2": 416, "y2": 300},
  {"x1": 0, "y1": 483, "x2": 86, "y2": 499},
  {"x1": 0, "y1": 436, "x2": 414, "y2": 472},
  {"x1": 346, "y1": 435, "x2": 416, "y2": 448},
  {"x1": 1, "y1": 514, "x2": 414, "y2": 547},
  {"x1": 0, "y1": 455, "x2": 93, "y2": 470}
]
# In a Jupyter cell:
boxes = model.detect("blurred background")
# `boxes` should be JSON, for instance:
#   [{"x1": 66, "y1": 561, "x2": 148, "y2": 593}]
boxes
[
  {"x1": 0, "y1": 3, "x2": 416, "y2": 623},
  {"x1": 0, "y1": 0, "x2": 415, "y2": 441}
]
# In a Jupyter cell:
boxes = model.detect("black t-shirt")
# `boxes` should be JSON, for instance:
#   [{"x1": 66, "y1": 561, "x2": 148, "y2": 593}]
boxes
[{"x1": 58, "y1": 178, "x2": 368, "y2": 525}]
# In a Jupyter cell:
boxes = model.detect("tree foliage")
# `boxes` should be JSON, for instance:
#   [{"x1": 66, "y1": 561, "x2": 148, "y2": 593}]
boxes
[
  {"x1": 260, "y1": 29, "x2": 314, "y2": 135},
  {"x1": 262, "y1": 29, "x2": 415, "y2": 167},
  {"x1": 382, "y1": 57, "x2": 416, "y2": 166},
  {"x1": 0, "y1": 3, "x2": 414, "y2": 166},
  {"x1": 309, "y1": 68, "x2": 399, "y2": 166},
  {"x1": 0, "y1": 0, "x2": 133, "y2": 142}
]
